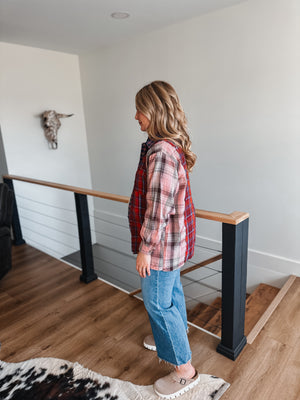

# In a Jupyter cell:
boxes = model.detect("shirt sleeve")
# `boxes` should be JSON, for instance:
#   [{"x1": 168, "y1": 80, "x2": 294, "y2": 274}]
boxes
[{"x1": 139, "y1": 150, "x2": 179, "y2": 255}]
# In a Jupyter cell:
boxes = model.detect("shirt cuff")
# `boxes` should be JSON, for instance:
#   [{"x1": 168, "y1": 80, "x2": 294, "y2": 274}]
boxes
[{"x1": 139, "y1": 241, "x2": 154, "y2": 255}]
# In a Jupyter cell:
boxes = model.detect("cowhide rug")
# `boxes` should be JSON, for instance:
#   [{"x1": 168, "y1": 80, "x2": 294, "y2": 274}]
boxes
[{"x1": 0, "y1": 357, "x2": 230, "y2": 400}]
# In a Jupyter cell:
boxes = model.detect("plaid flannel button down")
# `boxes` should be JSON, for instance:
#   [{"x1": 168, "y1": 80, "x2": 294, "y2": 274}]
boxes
[
  {"x1": 128, "y1": 139, "x2": 195, "y2": 271},
  {"x1": 128, "y1": 140, "x2": 151, "y2": 254}
]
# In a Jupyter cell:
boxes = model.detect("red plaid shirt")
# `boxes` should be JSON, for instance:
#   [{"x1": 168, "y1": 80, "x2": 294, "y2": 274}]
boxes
[{"x1": 128, "y1": 139, "x2": 195, "y2": 271}]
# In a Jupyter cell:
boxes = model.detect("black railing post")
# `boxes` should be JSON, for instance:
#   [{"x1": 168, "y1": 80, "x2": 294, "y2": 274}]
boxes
[
  {"x1": 217, "y1": 217, "x2": 249, "y2": 360},
  {"x1": 3, "y1": 178, "x2": 26, "y2": 245},
  {"x1": 74, "y1": 193, "x2": 97, "y2": 283}
]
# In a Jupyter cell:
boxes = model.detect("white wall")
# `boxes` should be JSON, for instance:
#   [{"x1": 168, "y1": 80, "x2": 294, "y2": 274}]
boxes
[
  {"x1": 0, "y1": 42, "x2": 94, "y2": 258},
  {"x1": 79, "y1": 0, "x2": 300, "y2": 290}
]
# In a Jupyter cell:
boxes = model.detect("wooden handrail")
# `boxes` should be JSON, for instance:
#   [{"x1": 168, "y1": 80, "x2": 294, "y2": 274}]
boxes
[
  {"x1": 3, "y1": 174, "x2": 130, "y2": 204},
  {"x1": 3, "y1": 174, "x2": 249, "y2": 225}
]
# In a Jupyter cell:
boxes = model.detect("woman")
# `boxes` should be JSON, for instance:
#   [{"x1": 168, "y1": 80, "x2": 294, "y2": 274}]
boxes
[{"x1": 128, "y1": 81, "x2": 199, "y2": 398}]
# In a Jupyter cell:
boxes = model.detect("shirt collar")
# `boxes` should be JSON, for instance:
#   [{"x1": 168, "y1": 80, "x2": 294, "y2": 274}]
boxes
[{"x1": 145, "y1": 137, "x2": 156, "y2": 149}]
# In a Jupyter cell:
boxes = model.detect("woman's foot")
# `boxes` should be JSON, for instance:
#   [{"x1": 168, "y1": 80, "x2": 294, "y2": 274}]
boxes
[
  {"x1": 154, "y1": 370, "x2": 199, "y2": 399},
  {"x1": 175, "y1": 362, "x2": 195, "y2": 379},
  {"x1": 143, "y1": 334, "x2": 157, "y2": 351}
]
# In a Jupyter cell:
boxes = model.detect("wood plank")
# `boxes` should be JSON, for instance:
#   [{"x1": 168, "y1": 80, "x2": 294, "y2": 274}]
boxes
[
  {"x1": 256, "y1": 275, "x2": 300, "y2": 347},
  {"x1": 220, "y1": 333, "x2": 298, "y2": 399},
  {"x1": 244, "y1": 283, "x2": 279, "y2": 336},
  {"x1": 202, "y1": 297, "x2": 222, "y2": 336},
  {"x1": 247, "y1": 275, "x2": 297, "y2": 344},
  {"x1": 268, "y1": 337, "x2": 300, "y2": 399},
  {"x1": 187, "y1": 299, "x2": 220, "y2": 329},
  {"x1": 188, "y1": 283, "x2": 281, "y2": 339},
  {"x1": 186, "y1": 301, "x2": 208, "y2": 322}
]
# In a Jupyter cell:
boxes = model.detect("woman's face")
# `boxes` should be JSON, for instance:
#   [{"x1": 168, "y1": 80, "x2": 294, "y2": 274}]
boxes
[{"x1": 135, "y1": 110, "x2": 150, "y2": 132}]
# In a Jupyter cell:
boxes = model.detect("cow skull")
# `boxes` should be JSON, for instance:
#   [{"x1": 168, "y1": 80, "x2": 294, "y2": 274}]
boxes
[{"x1": 42, "y1": 110, "x2": 73, "y2": 149}]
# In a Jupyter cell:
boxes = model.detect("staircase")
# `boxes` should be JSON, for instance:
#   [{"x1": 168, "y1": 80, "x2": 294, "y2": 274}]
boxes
[{"x1": 187, "y1": 283, "x2": 280, "y2": 338}]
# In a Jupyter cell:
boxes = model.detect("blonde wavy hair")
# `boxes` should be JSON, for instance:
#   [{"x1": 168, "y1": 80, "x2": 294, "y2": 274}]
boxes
[{"x1": 135, "y1": 81, "x2": 196, "y2": 172}]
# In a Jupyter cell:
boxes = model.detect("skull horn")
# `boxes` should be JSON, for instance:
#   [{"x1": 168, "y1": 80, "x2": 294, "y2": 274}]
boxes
[{"x1": 57, "y1": 113, "x2": 74, "y2": 118}]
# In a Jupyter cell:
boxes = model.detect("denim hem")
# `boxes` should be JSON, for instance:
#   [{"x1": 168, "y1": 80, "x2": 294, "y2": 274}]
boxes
[
  {"x1": 141, "y1": 269, "x2": 192, "y2": 366},
  {"x1": 158, "y1": 355, "x2": 192, "y2": 368}
]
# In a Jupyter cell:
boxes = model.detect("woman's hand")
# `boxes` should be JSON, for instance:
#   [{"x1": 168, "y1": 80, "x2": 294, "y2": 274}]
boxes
[{"x1": 136, "y1": 252, "x2": 151, "y2": 278}]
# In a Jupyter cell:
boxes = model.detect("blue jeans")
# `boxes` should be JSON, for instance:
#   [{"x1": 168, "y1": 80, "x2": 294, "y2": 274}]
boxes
[{"x1": 141, "y1": 269, "x2": 192, "y2": 366}]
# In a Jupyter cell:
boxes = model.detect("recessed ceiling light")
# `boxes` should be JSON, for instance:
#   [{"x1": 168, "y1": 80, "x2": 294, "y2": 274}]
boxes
[{"x1": 111, "y1": 11, "x2": 130, "y2": 19}]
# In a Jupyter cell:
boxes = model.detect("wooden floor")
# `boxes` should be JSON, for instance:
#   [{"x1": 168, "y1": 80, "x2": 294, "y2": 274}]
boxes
[{"x1": 1, "y1": 244, "x2": 299, "y2": 399}]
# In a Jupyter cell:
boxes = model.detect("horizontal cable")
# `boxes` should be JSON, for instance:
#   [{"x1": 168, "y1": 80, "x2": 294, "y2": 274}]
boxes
[
  {"x1": 185, "y1": 289, "x2": 222, "y2": 306},
  {"x1": 18, "y1": 205, "x2": 78, "y2": 226},
  {"x1": 16, "y1": 192, "x2": 223, "y2": 311},
  {"x1": 89, "y1": 255, "x2": 138, "y2": 278},
  {"x1": 21, "y1": 224, "x2": 79, "y2": 251},
  {"x1": 64, "y1": 250, "x2": 139, "y2": 280},
  {"x1": 16, "y1": 196, "x2": 223, "y2": 260},
  {"x1": 182, "y1": 271, "x2": 221, "y2": 290},
  {"x1": 20, "y1": 215, "x2": 79, "y2": 239},
  {"x1": 184, "y1": 280, "x2": 222, "y2": 294},
  {"x1": 89, "y1": 213, "x2": 128, "y2": 229},
  {"x1": 89, "y1": 227, "x2": 130, "y2": 245},
  {"x1": 181, "y1": 254, "x2": 222, "y2": 276},
  {"x1": 16, "y1": 193, "x2": 76, "y2": 213}
]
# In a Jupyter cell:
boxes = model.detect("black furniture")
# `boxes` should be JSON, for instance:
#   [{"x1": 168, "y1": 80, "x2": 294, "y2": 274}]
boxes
[{"x1": 0, "y1": 183, "x2": 14, "y2": 280}]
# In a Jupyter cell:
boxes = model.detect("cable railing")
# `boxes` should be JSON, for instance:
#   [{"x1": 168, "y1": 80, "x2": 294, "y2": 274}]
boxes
[{"x1": 3, "y1": 174, "x2": 249, "y2": 360}]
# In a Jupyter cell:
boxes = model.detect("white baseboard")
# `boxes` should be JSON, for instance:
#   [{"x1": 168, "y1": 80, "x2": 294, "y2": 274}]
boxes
[{"x1": 248, "y1": 248, "x2": 300, "y2": 275}]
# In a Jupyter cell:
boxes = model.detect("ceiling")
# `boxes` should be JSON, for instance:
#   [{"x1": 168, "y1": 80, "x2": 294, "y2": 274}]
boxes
[{"x1": 0, "y1": 0, "x2": 249, "y2": 54}]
